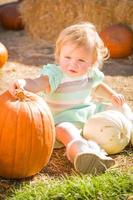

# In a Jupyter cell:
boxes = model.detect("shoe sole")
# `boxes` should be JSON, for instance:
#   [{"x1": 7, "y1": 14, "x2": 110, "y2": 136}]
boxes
[{"x1": 74, "y1": 153, "x2": 115, "y2": 175}]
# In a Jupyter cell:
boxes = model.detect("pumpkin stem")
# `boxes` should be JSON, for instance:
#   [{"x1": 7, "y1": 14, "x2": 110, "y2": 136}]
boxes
[
  {"x1": 15, "y1": 88, "x2": 26, "y2": 101},
  {"x1": 15, "y1": 89, "x2": 37, "y2": 102}
]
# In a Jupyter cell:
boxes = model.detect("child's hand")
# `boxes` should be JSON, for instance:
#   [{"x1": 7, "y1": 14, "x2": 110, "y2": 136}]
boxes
[
  {"x1": 110, "y1": 93, "x2": 125, "y2": 107},
  {"x1": 9, "y1": 79, "x2": 26, "y2": 97}
]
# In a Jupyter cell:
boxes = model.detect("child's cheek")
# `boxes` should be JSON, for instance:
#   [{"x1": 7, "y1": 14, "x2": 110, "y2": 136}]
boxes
[
  {"x1": 80, "y1": 65, "x2": 90, "y2": 74},
  {"x1": 60, "y1": 60, "x2": 68, "y2": 71}
]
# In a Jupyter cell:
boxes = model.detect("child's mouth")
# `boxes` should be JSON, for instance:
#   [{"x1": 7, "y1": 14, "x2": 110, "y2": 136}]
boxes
[{"x1": 69, "y1": 69, "x2": 77, "y2": 73}]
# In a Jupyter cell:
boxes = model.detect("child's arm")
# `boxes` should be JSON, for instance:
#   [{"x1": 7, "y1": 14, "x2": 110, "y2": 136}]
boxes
[
  {"x1": 9, "y1": 75, "x2": 50, "y2": 96},
  {"x1": 94, "y1": 82, "x2": 125, "y2": 107}
]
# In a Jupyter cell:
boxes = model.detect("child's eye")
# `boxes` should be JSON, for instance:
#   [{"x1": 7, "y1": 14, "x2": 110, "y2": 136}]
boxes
[
  {"x1": 78, "y1": 59, "x2": 85, "y2": 62},
  {"x1": 65, "y1": 56, "x2": 71, "y2": 59}
]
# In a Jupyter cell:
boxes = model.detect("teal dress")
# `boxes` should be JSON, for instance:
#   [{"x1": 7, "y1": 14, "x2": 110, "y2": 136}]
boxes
[{"x1": 40, "y1": 64, "x2": 106, "y2": 129}]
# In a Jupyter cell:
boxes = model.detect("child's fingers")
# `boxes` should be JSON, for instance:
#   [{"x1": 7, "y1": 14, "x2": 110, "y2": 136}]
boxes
[
  {"x1": 9, "y1": 79, "x2": 26, "y2": 97},
  {"x1": 111, "y1": 94, "x2": 125, "y2": 107},
  {"x1": 16, "y1": 79, "x2": 26, "y2": 89},
  {"x1": 117, "y1": 94, "x2": 125, "y2": 105}
]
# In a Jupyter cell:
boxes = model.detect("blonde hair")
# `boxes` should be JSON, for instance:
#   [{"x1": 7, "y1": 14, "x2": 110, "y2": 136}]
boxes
[{"x1": 55, "y1": 22, "x2": 109, "y2": 69}]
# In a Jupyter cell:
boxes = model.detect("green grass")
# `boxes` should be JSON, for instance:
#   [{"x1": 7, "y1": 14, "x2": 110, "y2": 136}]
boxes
[{"x1": 7, "y1": 170, "x2": 133, "y2": 200}]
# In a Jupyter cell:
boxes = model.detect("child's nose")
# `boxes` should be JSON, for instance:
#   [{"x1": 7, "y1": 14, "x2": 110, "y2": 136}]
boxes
[{"x1": 70, "y1": 59, "x2": 78, "y2": 66}]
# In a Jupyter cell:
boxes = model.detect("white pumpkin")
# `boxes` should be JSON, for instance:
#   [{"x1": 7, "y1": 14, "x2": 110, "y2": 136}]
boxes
[{"x1": 83, "y1": 110, "x2": 132, "y2": 154}]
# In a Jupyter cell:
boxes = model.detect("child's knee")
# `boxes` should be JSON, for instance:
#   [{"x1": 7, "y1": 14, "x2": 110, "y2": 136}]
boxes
[{"x1": 55, "y1": 122, "x2": 82, "y2": 146}]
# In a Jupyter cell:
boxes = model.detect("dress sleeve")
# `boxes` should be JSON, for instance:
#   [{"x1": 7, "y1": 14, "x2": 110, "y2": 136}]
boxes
[
  {"x1": 40, "y1": 64, "x2": 63, "y2": 93},
  {"x1": 89, "y1": 68, "x2": 104, "y2": 88}
]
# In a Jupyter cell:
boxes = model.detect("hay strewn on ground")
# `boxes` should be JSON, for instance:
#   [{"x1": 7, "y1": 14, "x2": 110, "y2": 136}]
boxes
[{"x1": 20, "y1": 0, "x2": 133, "y2": 42}]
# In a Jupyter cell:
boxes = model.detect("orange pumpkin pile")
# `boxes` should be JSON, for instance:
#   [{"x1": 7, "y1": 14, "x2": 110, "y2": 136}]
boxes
[
  {"x1": 0, "y1": 90, "x2": 55, "y2": 179},
  {"x1": 100, "y1": 24, "x2": 133, "y2": 58},
  {"x1": 0, "y1": 42, "x2": 8, "y2": 68}
]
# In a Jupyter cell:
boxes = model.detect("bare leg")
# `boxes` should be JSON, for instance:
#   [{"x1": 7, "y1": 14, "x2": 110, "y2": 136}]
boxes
[{"x1": 56, "y1": 122, "x2": 82, "y2": 146}]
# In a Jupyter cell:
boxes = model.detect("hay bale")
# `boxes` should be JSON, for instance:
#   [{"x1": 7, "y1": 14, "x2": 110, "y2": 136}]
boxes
[
  {"x1": 114, "y1": 0, "x2": 133, "y2": 28},
  {"x1": 19, "y1": 0, "x2": 133, "y2": 42}
]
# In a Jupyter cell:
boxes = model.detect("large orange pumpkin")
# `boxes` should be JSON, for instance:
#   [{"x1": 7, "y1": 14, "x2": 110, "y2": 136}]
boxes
[
  {"x1": 0, "y1": 2, "x2": 24, "y2": 30},
  {"x1": 0, "y1": 90, "x2": 55, "y2": 179},
  {"x1": 100, "y1": 24, "x2": 133, "y2": 58},
  {"x1": 0, "y1": 42, "x2": 8, "y2": 68}
]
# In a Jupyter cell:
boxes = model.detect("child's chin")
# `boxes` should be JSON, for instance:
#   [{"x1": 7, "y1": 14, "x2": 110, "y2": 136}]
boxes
[{"x1": 68, "y1": 73, "x2": 79, "y2": 77}]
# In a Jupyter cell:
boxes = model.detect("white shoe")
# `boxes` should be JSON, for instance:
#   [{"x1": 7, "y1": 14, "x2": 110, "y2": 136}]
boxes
[
  {"x1": 74, "y1": 152, "x2": 115, "y2": 175},
  {"x1": 66, "y1": 139, "x2": 115, "y2": 175}
]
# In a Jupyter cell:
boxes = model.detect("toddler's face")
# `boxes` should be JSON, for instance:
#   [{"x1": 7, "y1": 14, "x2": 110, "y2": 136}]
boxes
[{"x1": 59, "y1": 43, "x2": 95, "y2": 77}]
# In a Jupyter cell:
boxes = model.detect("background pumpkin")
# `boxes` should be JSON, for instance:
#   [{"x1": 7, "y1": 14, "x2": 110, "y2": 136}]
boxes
[
  {"x1": 100, "y1": 24, "x2": 133, "y2": 58},
  {"x1": 0, "y1": 42, "x2": 8, "y2": 68},
  {"x1": 0, "y1": 1, "x2": 24, "y2": 30},
  {"x1": 0, "y1": 90, "x2": 55, "y2": 179},
  {"x1": 83, "y1": 110, "x2": 131, "y2": 155}
]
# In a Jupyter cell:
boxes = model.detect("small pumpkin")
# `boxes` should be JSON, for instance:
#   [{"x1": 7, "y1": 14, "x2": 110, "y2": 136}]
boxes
[
  {"x1": 0, "y1": 89, "x2": 55, "y2": 179},
  {"x1": 100, "y1": 24, "x2": 133, "y2": 58},
  {"x1": 0, "y1": 2, "x2": 24, "y2": 30},
  {"x1": 0, "y1": 42, "x2": 8, "y2": 68},
  {"x1": 83, "y1": 110, "x2": 131, "y2": 154}
]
